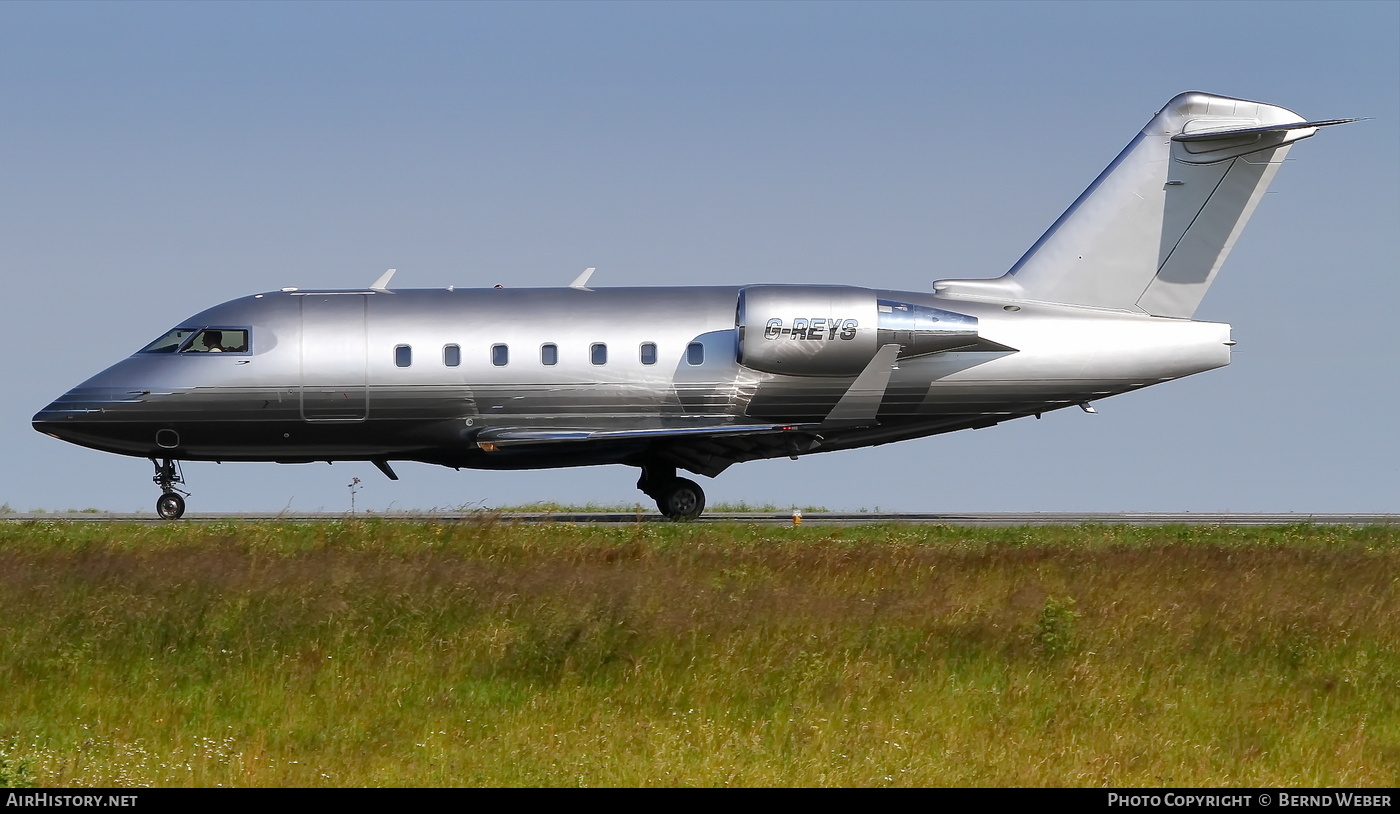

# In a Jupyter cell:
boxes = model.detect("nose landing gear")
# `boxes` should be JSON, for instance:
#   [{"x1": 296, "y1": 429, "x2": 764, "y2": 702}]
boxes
[
  {"x1": 637, "y1": 463, "x2": 706, "y2": 521},
  {"x1": 151, "y1": 457, "x2": 190, "y2": 519},
  {"x1": 156, "y1": 492, "x2": 186, "y2": 520}
]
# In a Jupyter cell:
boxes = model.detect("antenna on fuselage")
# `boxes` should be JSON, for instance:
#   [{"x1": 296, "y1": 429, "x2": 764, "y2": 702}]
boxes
[
  {"x1": 569, "y1": 267, "x2": 596, "y2": 291},
  {"x1": 370, "y1": 268, "x2": 396, "y2": 292}
]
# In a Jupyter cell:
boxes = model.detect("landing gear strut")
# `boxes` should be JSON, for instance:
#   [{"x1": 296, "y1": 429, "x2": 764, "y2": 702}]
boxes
[
  {"x1": 637, "y1": 463, "x2": 706, "y2": 521},
  {"x1": 151, "y1": 457, "x2": 190, "y2": 519}
]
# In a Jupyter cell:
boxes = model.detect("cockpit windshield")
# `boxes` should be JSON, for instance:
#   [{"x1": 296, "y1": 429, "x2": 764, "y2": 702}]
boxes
[
  {"x1": 139, "y1": 327, "x2": 200, "y2": 354},
  {"x1": 138, "y1": 327, "x2": 250, "y2": 354}
]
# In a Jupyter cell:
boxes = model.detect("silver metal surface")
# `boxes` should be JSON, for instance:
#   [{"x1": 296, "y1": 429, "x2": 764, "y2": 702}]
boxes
[
  {"x1": 932, "y1": 92, "x2": 1332, "y2": 319},
  {"x1": 736, "y1": 285, "x2": 877, "y2": 375}
]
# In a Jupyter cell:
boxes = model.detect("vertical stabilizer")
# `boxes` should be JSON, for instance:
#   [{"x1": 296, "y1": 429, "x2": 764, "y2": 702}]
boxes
[{"x1": 934, "y1": 92, "x2": 1345, "y2": 318}]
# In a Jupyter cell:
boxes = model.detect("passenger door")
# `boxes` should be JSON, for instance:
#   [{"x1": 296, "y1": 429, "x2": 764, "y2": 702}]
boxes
[{"x1": 300, "y1": 294, "x2": 369, "y2": 421}]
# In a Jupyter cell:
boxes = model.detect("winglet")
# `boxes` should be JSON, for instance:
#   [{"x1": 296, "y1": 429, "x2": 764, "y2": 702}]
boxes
[
  {"x1": 570, "y1": 267, "x2": 596, "y2": 291},
  {"x1": 822, "y1": 344, "x2": 901, "y2": 429},
  {"x1": 370, "y1": 269, "x2": 396, "y2": 292}
]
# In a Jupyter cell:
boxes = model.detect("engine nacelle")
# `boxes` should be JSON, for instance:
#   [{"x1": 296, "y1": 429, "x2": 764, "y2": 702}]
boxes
[
  {"x1": 736, "y1": 286, "x2": 989, "y2": 376},
  {"x1": 736, "y1": 286, "x2": 877, "y2": 376}
]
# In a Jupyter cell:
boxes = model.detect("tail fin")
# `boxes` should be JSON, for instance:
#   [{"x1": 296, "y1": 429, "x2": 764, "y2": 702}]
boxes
[{"x1": 935, "y1": 92, "x2": 1354, "y2": 318}]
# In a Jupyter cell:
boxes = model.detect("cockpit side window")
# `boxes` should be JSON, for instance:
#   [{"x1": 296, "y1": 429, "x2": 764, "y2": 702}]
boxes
[
  {"x1": 179, "y1": 328, "x2": 251, "y2": 354},
  {"x1": 138, "y1": 327, "x2": 200, "y2": 354}
]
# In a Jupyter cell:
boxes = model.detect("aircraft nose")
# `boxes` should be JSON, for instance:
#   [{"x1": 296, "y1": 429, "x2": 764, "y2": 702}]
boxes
[
  {"x1": 32, "y1": 387, "x2": 109, "y2": 443},
  {"x1": 31, "y1": 403, "x2": 61, "y2": 438},
  {"x1": 33, "y1": 406, "x2": 77, "y2": 449},
  {"x1": 32, "y1": 384, "x2": 155, "y2": 453}
]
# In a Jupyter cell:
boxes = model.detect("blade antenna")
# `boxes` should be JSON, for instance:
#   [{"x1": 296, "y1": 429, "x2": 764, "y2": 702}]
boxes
[
  {"x1": 570, "y1": 267, "x2": 596, "y2": 291},
  {"x1": 370, "y1": 269, "x2": 396, "y2": 292}
]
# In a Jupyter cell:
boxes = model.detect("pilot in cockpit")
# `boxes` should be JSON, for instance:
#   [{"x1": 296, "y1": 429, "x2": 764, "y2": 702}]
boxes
[
  {"x1": 187, "y1": 329, "x2": 248, "y2": 353},
  {"x1": 221, "y1": 331, "x2": 248, "y2": 353}
]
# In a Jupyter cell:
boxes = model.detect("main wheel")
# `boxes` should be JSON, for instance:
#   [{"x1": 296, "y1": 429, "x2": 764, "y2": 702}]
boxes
[
  {"x1": 656, "y1": 478, "x2": 705, "y2": 521},
  {"x1": 156, "y1": 492, "x2": 186, "y2": 520}
]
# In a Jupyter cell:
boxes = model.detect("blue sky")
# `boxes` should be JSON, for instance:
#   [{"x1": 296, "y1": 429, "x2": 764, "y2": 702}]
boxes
[{"x1": 4, "y1": 1, "x2": 1397, "y2": 513}]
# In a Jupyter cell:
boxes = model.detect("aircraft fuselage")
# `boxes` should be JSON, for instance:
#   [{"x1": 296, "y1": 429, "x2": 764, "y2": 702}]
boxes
[{"x1": 34, "y1": 284, "x2": 1230, "y2": 475}]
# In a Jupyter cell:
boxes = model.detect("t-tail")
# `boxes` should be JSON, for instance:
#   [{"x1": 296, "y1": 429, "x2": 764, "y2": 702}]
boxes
[{"x1": 935, "y1": 91, "x2": 1357, "y2": 318}]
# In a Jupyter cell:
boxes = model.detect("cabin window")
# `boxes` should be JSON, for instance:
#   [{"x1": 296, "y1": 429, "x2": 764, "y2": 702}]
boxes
[
  {"x1": 395, "y1": 345, "x2": 412, "y2": 367},
  {"x1": 590, "y1": 343, "x2": 608, "y2": 366},
  {"x1": 686, "y1": 342, "x2": 705, "y2": 366},
  {"x1": 492, "y1": 344, "x2": 509, "y2": 367},
  {"x1": 640, "y1": 343, "x2": 657, "y2": 366},
  {"x1": 541, "y1": 344, "x2": 558, "y2": 366},
  {"x1": 443, "y1": 344, "x2": 460, "y2": 367}
]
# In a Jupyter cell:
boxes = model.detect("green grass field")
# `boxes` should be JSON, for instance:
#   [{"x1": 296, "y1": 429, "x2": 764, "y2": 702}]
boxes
[{"x1": 1, "y1": 519, "x2": 1397, "y2": 787}]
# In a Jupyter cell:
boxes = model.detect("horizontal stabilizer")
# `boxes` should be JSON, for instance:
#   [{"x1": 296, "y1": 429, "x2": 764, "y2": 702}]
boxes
[{"x1": 1171, "y1": 118, "x2": 1361, "y2": 142}]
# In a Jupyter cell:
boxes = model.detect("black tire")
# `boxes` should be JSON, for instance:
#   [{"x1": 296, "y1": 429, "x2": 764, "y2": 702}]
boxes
[
  {"x1": 656, "y1": 478, "x2": 705, "y2": 521},
  {"x1": 156, "y1": 492, "x2": 185, "y2": 520}
]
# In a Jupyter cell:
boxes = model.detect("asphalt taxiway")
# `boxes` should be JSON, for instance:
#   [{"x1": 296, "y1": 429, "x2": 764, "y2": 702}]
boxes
[{"x1": 3, "y1": 512, "x2": 1396, "y2": 526}]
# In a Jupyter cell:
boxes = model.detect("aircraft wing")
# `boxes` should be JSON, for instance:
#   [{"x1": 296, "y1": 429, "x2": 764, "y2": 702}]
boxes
[
  {"x1": 470, "y1": 344, "x2": 951, "y2": 476},
  {"x1": 474, "y1": 422, "x2": 822, "y2": 448},
  {"x1": 471, "y1": 421, "x2": 827, "y2": 478},
  {"x1": 471, "y1": 407, "x2": 1051, "y2": 478}
]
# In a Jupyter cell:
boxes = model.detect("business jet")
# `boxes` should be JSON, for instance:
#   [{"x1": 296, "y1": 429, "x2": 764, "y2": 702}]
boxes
[{"x1": 33, "y1": 92, "x2": 1355, "y2": 519}]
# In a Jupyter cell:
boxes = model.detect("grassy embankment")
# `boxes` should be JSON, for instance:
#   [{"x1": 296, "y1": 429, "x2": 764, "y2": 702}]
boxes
[{"x1": 1, "y1": 519, "x2": 1397, "y2": 787}]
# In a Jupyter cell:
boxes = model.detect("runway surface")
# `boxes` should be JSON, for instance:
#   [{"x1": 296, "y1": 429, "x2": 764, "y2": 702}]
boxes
[{"x1": 3, "y1": 511, "x2": 1397, "y2": 526}]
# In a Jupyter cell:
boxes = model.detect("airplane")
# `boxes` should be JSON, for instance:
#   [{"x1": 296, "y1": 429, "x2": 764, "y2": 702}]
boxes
[{"x1": 33, "y1": 91, "x2": 1356, "y2": 520}]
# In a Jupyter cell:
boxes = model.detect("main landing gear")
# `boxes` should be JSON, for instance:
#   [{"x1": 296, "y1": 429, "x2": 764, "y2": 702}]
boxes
[
  {"x1": 637, "y1": 463, "x2": 706, "y2": 521},
  {"x1": 151, "y1": 457, "x2": 190, "y2": 519}
]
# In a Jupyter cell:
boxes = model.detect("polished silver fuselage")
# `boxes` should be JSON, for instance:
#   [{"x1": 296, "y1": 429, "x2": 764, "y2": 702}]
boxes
[
  {"x1": 34, "y1": 284, "x2": 1231, "y2": 477},
  {"x1": 34, "y1": 91, "x2": 1349, "y2": 512}
]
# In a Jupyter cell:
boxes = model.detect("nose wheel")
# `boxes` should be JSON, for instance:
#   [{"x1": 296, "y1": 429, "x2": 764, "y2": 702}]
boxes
[
  {"x1": 150, "y1": 457, "x2": 190, "y2": 520},
  {"x1": 156, "y1": 492, "x2": 186, "y2": 520}
]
